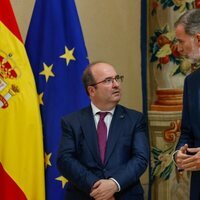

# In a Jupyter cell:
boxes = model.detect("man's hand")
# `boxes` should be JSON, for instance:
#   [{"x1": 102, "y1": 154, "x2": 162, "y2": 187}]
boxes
[
  {"x1": 90, "y1": 179, "x2": 117, "y2": 200},
  {"x1": 181, "y1": 147, "x2": 200, "y2": 171},
  {"x1": 175, "y1": 144, "x2": 190, "y2": 170}
]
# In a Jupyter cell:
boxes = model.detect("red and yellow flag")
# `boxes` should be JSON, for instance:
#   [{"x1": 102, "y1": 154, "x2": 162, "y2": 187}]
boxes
[{"x1": 0, "y1": 0, "x2": 45, "y2": 199}]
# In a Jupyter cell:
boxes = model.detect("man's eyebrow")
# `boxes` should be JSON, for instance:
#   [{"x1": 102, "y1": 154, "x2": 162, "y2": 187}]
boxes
[{"x1": 104, "y1": 76, "x2": 116, "y2": 79}]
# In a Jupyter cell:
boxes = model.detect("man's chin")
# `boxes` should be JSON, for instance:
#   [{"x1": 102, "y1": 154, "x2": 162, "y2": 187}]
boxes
[
  {"x1": 187, "y1": 58, "x2": 200, "y2": 63},
  {"x1": 113, "y1": 93, "x2": 121, "y2": 99},
  {"x1": 187, "y1": 53, "x2": 200, "y2": 63},
  {"x1": 112, "y1": 96, "x2": 121, "y2": 103}
]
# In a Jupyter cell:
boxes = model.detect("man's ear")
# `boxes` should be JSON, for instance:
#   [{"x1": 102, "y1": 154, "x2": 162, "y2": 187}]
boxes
[
  {"x1": 196, "y1": 33, "x2": 200, "y2": 46},
  {"x1": 87, "y1": 86, "x2": 95, "y2": 97}
]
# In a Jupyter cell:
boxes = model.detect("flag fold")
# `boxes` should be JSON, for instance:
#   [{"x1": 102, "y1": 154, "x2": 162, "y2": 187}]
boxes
[
  {"x1": 25, "y1": 0, "x2": 89, "y2": 199},
  {"x1": 0, "y1": 0, "x2": 45, "y2": 199}
]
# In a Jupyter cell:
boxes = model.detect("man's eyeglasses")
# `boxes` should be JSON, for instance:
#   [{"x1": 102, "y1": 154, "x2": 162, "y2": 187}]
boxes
[{"x1": 90, "y1": 75, "x2": 124, "y2": 86}]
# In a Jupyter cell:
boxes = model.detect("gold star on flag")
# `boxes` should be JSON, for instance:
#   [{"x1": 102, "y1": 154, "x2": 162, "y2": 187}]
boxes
[
  {"x1": 55, "y1": 176, "x2": 68, "y2": 188},
  {"x1": 44, "y1": 152, "x2": 52, "y2": 169},
  {"x1": 60, "y1": 46, "x2": 76, "y2": 65},
  {"x1": 38, "y1": 92, "x2": 44, "y2": 105},
  {"x1": 39, "y1": 63, "x2": 55, "y2": 82}
]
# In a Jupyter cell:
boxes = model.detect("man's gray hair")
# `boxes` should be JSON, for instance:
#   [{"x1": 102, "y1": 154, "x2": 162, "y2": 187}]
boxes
[{"x1": 174, "y1": 9, "x2": 200, "y2": 35}]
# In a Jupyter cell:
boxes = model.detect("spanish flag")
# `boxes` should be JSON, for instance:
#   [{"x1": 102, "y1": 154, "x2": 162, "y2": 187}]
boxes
[{"x1": 0, "y1": 0, "x2": 45, "y2": 199}]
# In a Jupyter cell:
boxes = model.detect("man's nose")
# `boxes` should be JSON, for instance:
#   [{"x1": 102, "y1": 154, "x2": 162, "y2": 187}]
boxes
[
  {"x1": 112, "y1": 79, "x2": 119, "y2": 87},
  {"x1": 177, "y1": 44, "x2": 183, "y2": 53}
]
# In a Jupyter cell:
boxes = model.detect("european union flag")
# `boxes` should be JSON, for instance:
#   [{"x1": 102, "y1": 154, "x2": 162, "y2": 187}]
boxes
[{"x1": 25, "y1": 0, "x2": 89, "y2": 199}]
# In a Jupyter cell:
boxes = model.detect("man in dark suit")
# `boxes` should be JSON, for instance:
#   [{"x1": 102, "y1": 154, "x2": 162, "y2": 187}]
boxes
[
  {"x1": 174, "y1": 9, "x2": 200, "y2": 200},
  {"x1": 57, "y1": 61, "x2": 149, "y2": 200}
]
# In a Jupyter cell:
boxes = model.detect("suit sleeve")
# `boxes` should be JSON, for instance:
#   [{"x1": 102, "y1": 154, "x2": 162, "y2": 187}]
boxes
[
  {"x1": 57, "y1": 117, "x2": 99, "y2": 194},
  {"x1": 110, "y1": 113, "x2": 149, "y2": 190},
  {"x1": 176, "y1": 76, "x2": 194, "y2": 150}
]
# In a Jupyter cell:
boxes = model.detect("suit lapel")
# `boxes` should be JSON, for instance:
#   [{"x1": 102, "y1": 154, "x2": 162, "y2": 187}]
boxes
[
  {"x1": 104, "y1": 105, "x2": 125, "y2": 165},
  {"x1": 80, "y1": 106, "x2": 102, "y2": 164}
]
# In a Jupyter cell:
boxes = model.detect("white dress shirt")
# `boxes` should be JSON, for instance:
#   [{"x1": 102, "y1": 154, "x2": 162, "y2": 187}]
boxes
[
  {"x1": 91, "y1": 102, "x2": 121, "y2": 192},
  {"x1": 91, "y1": 102, "x2": 115, "y2": 137}
]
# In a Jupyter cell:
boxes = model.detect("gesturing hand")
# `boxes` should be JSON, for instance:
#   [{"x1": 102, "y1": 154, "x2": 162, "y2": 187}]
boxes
[
  {"x1": 182, "y1": 147, "x2": 200, "y2": 171},
  {"x1": 175, "y1": 144, "x2": 190, "y2": 170}
]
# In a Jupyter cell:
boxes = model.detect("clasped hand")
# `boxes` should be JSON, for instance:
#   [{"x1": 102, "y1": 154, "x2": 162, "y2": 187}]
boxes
[{"x1": 90, "y1": 179, "x2": 118, "y2": 200}]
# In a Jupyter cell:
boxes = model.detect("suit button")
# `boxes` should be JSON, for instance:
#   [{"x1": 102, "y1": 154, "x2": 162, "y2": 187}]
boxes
[{"x1": 103, "y1": 168, "x2": 106, "y2": 172}]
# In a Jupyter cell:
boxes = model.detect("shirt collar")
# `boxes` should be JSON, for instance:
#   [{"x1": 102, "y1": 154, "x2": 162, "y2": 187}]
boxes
[{"x1": 91, "y1": 102, "x2": 115, "y2": 116}]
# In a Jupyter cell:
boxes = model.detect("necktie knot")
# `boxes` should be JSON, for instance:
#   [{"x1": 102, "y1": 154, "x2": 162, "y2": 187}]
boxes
[{"x1": 98, "y1": 112, "x2": 108, "y2": 120}]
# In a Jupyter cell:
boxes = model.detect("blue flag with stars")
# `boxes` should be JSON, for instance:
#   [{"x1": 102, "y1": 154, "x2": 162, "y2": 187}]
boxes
[{"x1": 25, "y1": 0, "x2": 90, "y2": 199}]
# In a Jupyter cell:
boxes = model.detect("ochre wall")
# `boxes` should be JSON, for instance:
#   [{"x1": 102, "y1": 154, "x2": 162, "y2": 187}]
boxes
[{"x1": 11, "y1": 0, "x2": 142, "y2": 112}]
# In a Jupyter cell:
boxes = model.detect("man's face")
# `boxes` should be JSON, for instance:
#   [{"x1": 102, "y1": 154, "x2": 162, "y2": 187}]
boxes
[
  {"x1": 175, "y1": 24, "x2": 200, "y2": 62},
  {"x1": 89, "y1": 63, "x2": 122, "y2": 110}
]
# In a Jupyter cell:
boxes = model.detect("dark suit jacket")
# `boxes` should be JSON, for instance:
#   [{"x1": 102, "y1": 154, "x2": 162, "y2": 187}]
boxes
[
  {"x1": 176, "y1": 68, "x2": 200, "y2": 200},
  {"x1": 57, "y1": 104, "x2": 149, "y2": 200}
]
